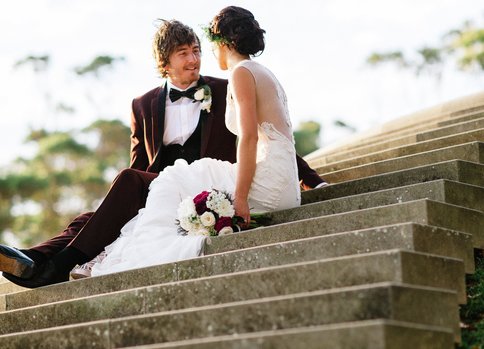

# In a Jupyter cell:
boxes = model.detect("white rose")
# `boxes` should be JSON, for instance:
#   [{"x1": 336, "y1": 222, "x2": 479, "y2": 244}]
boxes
[
  {"x1": 200, "y1": 211, "x2": 216, "y2": 227},
  {"x1": 177, "y1": 197, "x2": 196, "y2": 217},
  {"x1": 218, "y1": 226, "x2": 234, "y2": 236},
  {"x1": 194, "y1": 88, "x2": 205, "y2": 101},
  {"x1": 217, "y1": 198, "x2": 235, "y2": 217},
  {"x1": 193, "y1": 228, "x2": 210, "y2": 236},
  {"x1": 200, "y1": 96, "x2": 212, "y2": 112}
]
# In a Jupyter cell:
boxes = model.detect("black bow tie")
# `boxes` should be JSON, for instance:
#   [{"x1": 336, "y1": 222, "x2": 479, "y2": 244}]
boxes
[{"x1": 169, "y1": 86, "x2": 198, "y2": 102}]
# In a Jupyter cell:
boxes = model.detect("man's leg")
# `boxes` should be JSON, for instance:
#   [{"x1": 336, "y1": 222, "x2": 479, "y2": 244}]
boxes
[
  {"x1": 0, "y1": 212, "x2": 93, "y2": 279},
  {"x1": 23, "y1": 212, "x2": 95, "y2": 264},
  {"x1": 2, "y1": 168, "x2": 157, "y2": 288},
  {"x1": 68, "y1": 168, "x2": 158, "y2": 259}
]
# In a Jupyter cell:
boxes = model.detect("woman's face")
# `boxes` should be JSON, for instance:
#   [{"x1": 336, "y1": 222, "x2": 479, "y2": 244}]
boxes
[{"x1": 212, "y1": 42, "x2": 228, "y2": 71}]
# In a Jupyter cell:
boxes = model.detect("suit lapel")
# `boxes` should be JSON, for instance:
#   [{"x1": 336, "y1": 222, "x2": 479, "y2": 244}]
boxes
[
  {"x1": 199, "y1": 76, "x2": 214, "y2": 157},
  {"x1": 149, "y1": 81, "x2": 168, "y2": 170}
]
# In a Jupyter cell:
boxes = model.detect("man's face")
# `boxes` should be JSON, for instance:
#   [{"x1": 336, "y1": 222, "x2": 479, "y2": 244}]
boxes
[{"x1": 165, "y1": 43, "x2": 201, "y2": 88}]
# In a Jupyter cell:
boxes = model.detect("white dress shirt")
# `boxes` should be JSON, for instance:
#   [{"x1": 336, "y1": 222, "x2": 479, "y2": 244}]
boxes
[{"x1": 163, "y1": 81, "x2": 202, "y2": 146}]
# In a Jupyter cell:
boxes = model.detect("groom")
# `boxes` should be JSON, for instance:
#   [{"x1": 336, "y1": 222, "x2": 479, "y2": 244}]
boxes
[{"x1": 0, "y1": 20, "x2": 325, "y2": 288}]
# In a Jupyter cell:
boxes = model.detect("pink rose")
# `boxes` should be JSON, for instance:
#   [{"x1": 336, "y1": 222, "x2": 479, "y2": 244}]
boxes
[
  {"x1": 193, "y1": 191, "x2": 210, "y2": 215},
  {"x1": 215, "y1": 216, "x2": 232, "y2": 232}
]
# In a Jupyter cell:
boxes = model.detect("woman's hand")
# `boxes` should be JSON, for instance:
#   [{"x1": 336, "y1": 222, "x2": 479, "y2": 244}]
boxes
[{"x1": 234, "y1": 197, "x2": 250, "y2": 229}]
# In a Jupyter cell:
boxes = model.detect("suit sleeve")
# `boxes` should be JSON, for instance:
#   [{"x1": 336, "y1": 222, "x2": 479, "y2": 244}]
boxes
[
  {"x1": 129, "y1": 98, "x2": 149, "y2": 171},
  {"x1": 296, "y1": 154, "x2": 326, "y2": 189}
]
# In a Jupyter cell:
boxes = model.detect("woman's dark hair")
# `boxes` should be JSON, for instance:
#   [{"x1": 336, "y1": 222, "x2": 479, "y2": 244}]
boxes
[
  {"x1": 209, "y1": 6, "x2": 265, "y2": 56},
  {"x1": 152, "y1": 19, "x2": 201, "y2": 77}
]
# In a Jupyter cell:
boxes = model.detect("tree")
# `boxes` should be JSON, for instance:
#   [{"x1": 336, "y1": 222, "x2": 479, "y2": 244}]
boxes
[
  {"x1": 366, "y1": 19, "x2": 484, "y2": 77},
  {"x1": 0, "y1": 121, "x2": 130, "y2": 246},
  {"x1": 0, "y1": 54, "x2": 129, "y2": 246},
  {"x1": 294, "y1": 121, "x2": 321, "y2": 156}
]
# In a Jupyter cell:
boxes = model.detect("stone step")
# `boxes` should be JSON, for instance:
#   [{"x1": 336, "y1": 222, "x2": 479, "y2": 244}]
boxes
[
  {"x1": 1, "y1": 222, "x2": 472, "y2": 309},
  {"x1": 302, "y1": 160, "x2": 484, "y2": 204},
  {"x1": 331, "y1": 114, "x2": 484, "y2": 155},
  {"x1": 311, "y1": 117, "x2": 484, "y2": 165},
  {"x1": 206, "y1": 223, "x2": 474, "y2": 273},
  {"x1": 279, "y1": 180, "x2": 484, "y2": 228},
  {"x1": 318, "y1": 142, "x2": 484, "y2": 183},
  {"x1": 312, "y1": 128, "x2": 484, "y2": 172},
  {"x1": 225, "y1": 199, "x2": 484, "y2": 249},
  {"x1": 0, "y1": 283, "x2": 460, "y2": 348},
  {"x1": 0, "y1": 277, "x2": 24, "y2": 296},
  {"x1": 120, "y1": 320, "x2": 454, "y2": 349},
  {"x1": 438, "y1": 111, "x2": 484, "y2": 127},
  {"x1": 0, "y1": 250, "x2": 465, "y2": 335},
  {"x1": 306, "y1": 107, "x2": 484, "y2": 163}
]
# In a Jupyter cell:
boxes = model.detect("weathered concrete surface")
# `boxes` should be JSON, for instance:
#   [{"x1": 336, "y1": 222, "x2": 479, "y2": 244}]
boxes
[
  {"x1": 313, "y1": 129, "x2": 484, "y2": 171},
  {"x1": 0, "y1": 283, "x2": 459, "y2": 348},
  {"x1": 3, "y1": 223, "x2": 473, "y2": 310},
  {"x1": 313, "y1": 118, "x2": 484, "y2": 166},
  {"x1": 302, "y1": 160, "x2": 484, "y2": 204},
  {"x1": 276, "y1": 180, "x2": 484, "y2": 226},
  {"x1": 318, "y1": 142, "x2": 484, "y2": 183},
  {"x1": 0, "y1": 250, "x2": 465, "y2": 335},
  {"x1": 206, "y1": 223, "x2": 474, "y2": 273},
  {"x1": 306, "y1": 96, "x2": 484, "y2": 160},
  {"x1": 120, "y1": 320, "x2": 454, "y2": 349}
]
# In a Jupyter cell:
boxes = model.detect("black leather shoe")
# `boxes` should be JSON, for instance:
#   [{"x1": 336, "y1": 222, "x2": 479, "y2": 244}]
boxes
[
  {"x1": 0, "y1": 244, "x2": 35, "y2": 278},
  {"x1": 2, "y1": 260, "x2": 68, "y2": 289}
]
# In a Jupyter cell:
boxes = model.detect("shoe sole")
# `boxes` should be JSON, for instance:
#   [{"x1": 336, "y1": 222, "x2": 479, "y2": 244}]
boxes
[
  {"x1": 0, "y1": 254, "x2": 34, "y2": 278},
  {"x1": 69, "y1": 271, "x2": 90, "y2": 279}
]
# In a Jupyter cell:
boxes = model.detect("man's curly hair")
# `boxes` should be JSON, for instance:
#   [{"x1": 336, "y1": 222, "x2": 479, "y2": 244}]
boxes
[{"x1": 152, "y1": 20, "x2": 201, "y2": 78}]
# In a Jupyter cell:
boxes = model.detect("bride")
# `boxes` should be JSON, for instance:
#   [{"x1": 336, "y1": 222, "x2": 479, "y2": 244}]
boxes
[{"x1": 92, "y1": 6, "x2": 301, "y2": 275}]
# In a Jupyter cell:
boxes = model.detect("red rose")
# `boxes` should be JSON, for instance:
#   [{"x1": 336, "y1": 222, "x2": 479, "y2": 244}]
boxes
[
  {"x1": 193, "y1": 191, "x2": 210, "y2": 215},
  {"x1": 215, "y1": 216, "x2": 232, "y2": 232}
]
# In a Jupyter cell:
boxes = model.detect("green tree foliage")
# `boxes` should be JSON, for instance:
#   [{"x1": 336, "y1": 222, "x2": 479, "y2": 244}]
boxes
[
  {"x1": 74, "y1": 55, "x2": 125, "y2": 77},
  {"x1": 0, "y1": 53, "x2": 130, "y2": 247},
  {"x1": 13, "y1": 55, "x2": 50, "y2": 72},
  {"x1": 0, "y1": 121, "x2": 130, "y2": 246},
  {"x1": 294, "y1": 121, "x2": 321, "y2": 156},
  {"x1": 366, "y1": 19, "x2": 484, "y2": 76}
]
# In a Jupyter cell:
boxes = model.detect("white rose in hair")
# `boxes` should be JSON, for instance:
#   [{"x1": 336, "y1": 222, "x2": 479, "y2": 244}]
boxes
[
  {"x1": 218, "y1": 226, "x2": 234, "y2": 236},
  {"x1": 200, "y1": 211, "x2": 216, "y2": 227}
]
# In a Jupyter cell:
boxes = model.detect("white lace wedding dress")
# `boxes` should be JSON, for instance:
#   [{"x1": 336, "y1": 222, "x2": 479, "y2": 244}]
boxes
[{"x1": 91, "y1": 60, "x2": 300, "y2": 276}]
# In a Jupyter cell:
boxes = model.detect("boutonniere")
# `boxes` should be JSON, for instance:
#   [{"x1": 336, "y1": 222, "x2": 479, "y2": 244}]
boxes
[{"x1": 193, "y1": 84, "x2": 212, "y2": 113}]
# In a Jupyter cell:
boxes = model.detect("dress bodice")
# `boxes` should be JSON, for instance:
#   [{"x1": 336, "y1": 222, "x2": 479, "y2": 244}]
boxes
[{"x1": 225, "y1": 60, "x2": 300, "y2": 211}]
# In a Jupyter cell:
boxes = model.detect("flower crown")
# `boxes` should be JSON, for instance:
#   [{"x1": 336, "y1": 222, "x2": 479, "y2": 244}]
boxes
[{"x1": 202, "y1": 23, "x2": 230, "y2": 45}]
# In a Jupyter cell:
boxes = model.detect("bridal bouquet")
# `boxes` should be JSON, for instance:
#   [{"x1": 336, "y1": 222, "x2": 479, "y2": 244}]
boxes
[{"x1": 176, "y1": 189, "x2": 241, "y2": 237}]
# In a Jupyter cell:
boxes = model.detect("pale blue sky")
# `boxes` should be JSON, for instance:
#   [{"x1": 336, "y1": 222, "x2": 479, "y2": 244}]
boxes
[{"x1": 0, "y1": 0, "x2": 482, "y2": 166}]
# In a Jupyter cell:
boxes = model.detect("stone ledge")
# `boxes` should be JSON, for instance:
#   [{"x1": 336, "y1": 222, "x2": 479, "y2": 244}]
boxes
[
  {"x1": 319, "y1": 142, "x2": 483, "y2": 183},
  {"x1": 2, "y1": 223, "x2": 473, "y2": 309},
  {"x1": 120, "y1": 320, "x2": 454, "y2": 349},
  {"x1": 302, "y1": 160, "x2": 484, "y2": 205},
  {"x1": 0, "y1": 283, "x2": 460, "y2": 348}
]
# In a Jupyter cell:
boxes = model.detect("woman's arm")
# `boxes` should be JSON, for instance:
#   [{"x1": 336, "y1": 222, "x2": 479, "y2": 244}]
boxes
[{"x1": 231, "y1": 66, "x2": 258, "y2": 225}]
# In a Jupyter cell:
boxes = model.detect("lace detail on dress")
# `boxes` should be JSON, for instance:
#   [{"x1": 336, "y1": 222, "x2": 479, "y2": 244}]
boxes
[{"x1": 248, "y1": 121, "x2": 300, "y2": 212}]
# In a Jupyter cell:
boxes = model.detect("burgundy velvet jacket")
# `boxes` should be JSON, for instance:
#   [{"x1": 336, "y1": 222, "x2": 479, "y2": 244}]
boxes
[{"x1": 129, "y1": 75, "x2": 323, "y2": 187}]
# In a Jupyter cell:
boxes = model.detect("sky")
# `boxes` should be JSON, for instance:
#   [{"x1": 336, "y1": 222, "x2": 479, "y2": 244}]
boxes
[{"x1": 0, "y1": 0, "x2": 483, "y2": 167}]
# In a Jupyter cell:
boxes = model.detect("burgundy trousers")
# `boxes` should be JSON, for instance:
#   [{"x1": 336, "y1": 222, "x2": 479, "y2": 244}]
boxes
[{"x1": 30, "y1": 168, "x2": 158, "y2": 259}]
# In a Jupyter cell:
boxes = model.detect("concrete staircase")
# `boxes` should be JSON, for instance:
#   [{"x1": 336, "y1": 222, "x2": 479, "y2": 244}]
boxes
[{"x1": 1, "y1": 91, "x2": 483, "y2": 348}]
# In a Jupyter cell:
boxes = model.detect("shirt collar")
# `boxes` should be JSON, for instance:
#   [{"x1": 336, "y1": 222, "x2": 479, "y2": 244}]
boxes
[{"x1": 166, "y1": 80, "x2": 198, "y2": 93}]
